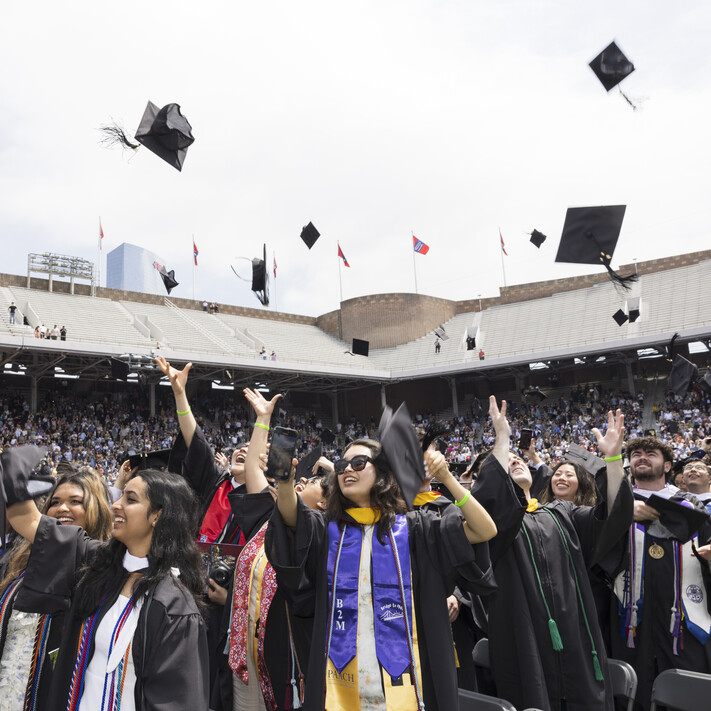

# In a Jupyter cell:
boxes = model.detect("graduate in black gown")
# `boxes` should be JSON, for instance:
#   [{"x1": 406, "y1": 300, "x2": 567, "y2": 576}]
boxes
[
  {"x1": 472, "y1": 397, "x2": 633, "y2": 711},
  {"x1": 266, "y1": 407, "x2": 498, "y2": 711},
  {"x1": 2, "y1": 447, "x2": 209, "y2": 711}
]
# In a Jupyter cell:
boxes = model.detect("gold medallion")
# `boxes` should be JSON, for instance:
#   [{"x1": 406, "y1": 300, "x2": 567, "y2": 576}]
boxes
[{"x1": 648, "y1": 542, "x2": 665, "y2": 560}]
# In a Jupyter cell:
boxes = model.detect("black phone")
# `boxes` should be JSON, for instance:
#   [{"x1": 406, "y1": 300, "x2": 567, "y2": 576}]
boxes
[
  {"x1": 519, "y1": 428, "x2": 533, "y2": 450},
  {"x1": 266, "y1": 427, "x2": 299, "y2": 481}
]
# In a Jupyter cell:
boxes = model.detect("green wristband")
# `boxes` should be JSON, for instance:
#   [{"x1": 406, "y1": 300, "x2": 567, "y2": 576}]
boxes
[
  {"x1": 254, "y1": 422, "x2": 270, "y2": 431},
  {"x1": 604, "y1": 454, "x2": 622, "y2": 462},
  {"x1": 176, "y1": 407, "x2": 191, "y2": 416},
  {"x1": 455, "y1": 491, "x2": 471, "y2": 507}
]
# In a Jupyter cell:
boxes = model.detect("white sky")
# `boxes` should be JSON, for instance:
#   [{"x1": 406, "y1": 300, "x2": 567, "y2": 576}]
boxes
[{"x1": 1, "y1": 1, "x2": 709, "y2": 317}]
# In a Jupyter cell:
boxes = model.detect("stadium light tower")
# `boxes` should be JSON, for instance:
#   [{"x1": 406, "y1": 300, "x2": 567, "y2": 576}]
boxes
[{"x1": 27, "y1": 252, "x2": 96, "y2": 295}]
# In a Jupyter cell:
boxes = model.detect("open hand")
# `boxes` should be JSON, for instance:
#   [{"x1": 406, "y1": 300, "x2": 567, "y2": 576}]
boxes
[
  {"x1": 488, "y1": 396, "x2": 510, "y2": 441},
  {"x1": 155, "y1": 356, "x2": 192, "y2": 395},
  {"x1": 592, "y1": 410, "x2": 625, "y2": 459},
  {"x1": 243, "y1": 388, "x2": 282, "y2": 419}
]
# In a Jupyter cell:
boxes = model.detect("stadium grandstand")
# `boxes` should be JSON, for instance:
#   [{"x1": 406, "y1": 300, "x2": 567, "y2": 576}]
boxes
[{"x1": 1, "y1": 248, "x2": 710, "y2": 431}]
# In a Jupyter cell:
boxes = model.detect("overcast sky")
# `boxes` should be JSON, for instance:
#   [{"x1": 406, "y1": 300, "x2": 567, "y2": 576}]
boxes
[{"x1": 2, "y1": 1, "x2": 709, "y2": 317}]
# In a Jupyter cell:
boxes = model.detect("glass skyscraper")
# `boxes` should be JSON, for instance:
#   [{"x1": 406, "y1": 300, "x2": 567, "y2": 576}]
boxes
[{"x1": 106, "y1": 243, "x2": 171, "y2": 295}]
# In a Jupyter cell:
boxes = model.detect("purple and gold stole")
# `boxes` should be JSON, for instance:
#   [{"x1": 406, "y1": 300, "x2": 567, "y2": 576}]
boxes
[{"x1": 325, "y1": 510, "x2": 423, "y2": 710}]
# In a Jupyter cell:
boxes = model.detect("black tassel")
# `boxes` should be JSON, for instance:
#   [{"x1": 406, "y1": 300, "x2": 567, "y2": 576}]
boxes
[
  {"x1": 99, "y1": 121, "x2": 139, "y2": 150},
  {"x1": 618, "y1": 87, "x2": 638, "y2": 111},
  {"x1": 602, "y1": 263, "x2": 638, "y2": 291}
]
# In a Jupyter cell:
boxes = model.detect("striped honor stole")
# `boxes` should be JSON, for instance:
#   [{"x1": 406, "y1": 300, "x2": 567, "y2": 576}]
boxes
[{"x1": 325, "y1": 514, "x2": 424, "y2": 711}]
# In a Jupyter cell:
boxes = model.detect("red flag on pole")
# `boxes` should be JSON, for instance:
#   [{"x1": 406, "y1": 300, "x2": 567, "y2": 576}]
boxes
[
  {"x1": 499, "y1": 229, "x2": 508, "y2": 256},
  {"x1": 99, "y1": 219, "x2": 104, "y2": 251},
  {"x1": 193, "y1": 240, "x2": 199, "y2": 266},
  {"x1": 413, "y1": 234, "x2": 429, "y2": 255},
  {"x1": 338, "y1": 244, "x2": 350, "y2": 267},
  {"x1": 273, "y1": 255, "x2": 277, "y2": 278}
]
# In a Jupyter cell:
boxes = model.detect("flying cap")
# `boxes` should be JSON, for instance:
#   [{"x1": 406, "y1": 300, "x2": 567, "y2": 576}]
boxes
[
  {"x1": 564, "y1": 443, "x2": 607, "y2": 477},
  {"x1": 530, "y1": 230, "x2": 547, "y2": 248},
  {"x1": 612, "y1": 309, "x2": 629, "y2": 327},
  {"x1": 433, "y1": 326, "x2": 449, "y2": 341},
  {"x1": 134, "y1": 102, "x2": 195, "y2": 171},
  {"x1": 352, "y1": 338, "x2": 369, "y2": 357},
  {"x1": 295, "y1": 444, "x2": 323, "y2": 480},
  {"x1": 646, "y1": 494, "x2": 709, "y2": 543},
  {"x1": 698, "y1": 371, "x2": 711, "y2": 396},
  {"x1": 589, "y1": 41, "x2": 635, "y2": 92},
  {"x1": 667, "y1": 355, "x2": 698, "y2": 397},
  {"x1": 110, "y1": 358, "x2": 130, "y2": 381},
  {"x1": 556, "y1": 205, "x2": 637, "y2": 289},
  {"x1": 158, "y1": 267, "x2": 179, "y2": 294},
  {"x1": 300, "y1": 222, "x2": 320, "y2": 249},
  {"x1": 124, "y1": 448, "x2": 172, "y2": 471},
  {"x1": 251, "y1": 244, "x2": 269, "y2": 306},
  {"x1": 320, "y1": 428, "x2": 336, "y2": 445},
  {"x1": 376, "y1": 402, "x2": 425, "y2": 507},
  {"x1": 524, "y1": 386, "x2": 547, "y2": 402}
]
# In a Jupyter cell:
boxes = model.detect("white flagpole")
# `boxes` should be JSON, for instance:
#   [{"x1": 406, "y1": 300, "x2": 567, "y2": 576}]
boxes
[
  {"x1": 499, "y1": 227, "x2": 507, "y2": 291},
  {"x1": 97, "y1": 217, "x2": 102, "y2": 291},
  {"x1": 411, "y1": 232, "x2": 418, "y2": 294},
  {"x1": 192, "y1": 234, "x2": 196, "y2": 301},
  {"x1": 273, "y1": 250, "x2": 278, "y2": 311},
  {"x1": 337, "y1": 241, "x2": 344, "y2": 304}
]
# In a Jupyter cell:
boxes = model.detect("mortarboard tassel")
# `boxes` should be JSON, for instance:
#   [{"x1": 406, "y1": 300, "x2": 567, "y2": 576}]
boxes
[
  {"x1": 618, "y1": 87, "x2": 639, "y2": 111},
  {"x1": 592, "y1": 650, "x2": 604, "y2": 681},
  {"x1": 586, "y1": 230, "x2": 638, "y2": 291},
  {"x1": 548, "y1": 618, "x2": 564, "y2": 652},
  {"x1": 98, "y1": 121, "x2": 139, "y2": 150}
]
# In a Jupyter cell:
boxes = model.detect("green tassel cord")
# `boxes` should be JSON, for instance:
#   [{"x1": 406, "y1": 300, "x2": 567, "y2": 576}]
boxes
[{"x1": 548, "y1": 618, "x2": 564, "y2": 651}]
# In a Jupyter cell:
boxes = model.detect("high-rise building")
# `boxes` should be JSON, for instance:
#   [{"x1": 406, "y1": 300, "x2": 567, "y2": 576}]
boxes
[{"x1": 106, "y1": 243, "x2": 172, "y2": 295}]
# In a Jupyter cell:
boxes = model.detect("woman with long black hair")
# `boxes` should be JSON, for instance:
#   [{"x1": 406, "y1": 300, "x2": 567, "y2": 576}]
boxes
[
  {"x1": 266, "y1": 424, "x2": 497, "y2": 711},
  {"x1": 2, "y1": 446, "x2": 209, "y2": 711}
]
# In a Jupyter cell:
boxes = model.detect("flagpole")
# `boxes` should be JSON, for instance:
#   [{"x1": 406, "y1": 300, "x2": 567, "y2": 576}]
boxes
[
  {"x1": 499, "y1": 227, "x2": 507, "y2": 292},
  {"x1": 97, "y1": 217, "x2": 101, "y2": 293},
  {"x1": 273, "y1": 250, "x2": 278, "y2": 312},
  {"x1": 337, "y1": 241, "x2": 344, "y2": 303},
  {"x1": 411, "y1": 231, "x2": 418, "y2": 294}
]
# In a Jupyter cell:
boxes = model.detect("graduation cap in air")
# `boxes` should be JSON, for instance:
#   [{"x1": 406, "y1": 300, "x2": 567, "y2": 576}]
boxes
[
  {"x1": 646, "y1": 494, "x2": 709, "y2": 543},
  {"x1": 123, "y1": 448, "x2": 173, "y2": 471},
  {"x1": 296, "y1": 444, "x2": 323, "y2": 480},
  {"x1": 300, "y1": 222, "x2": 320, "y2": 249},
  {"x1": 524, "y1": 386, "x2": 548, "y2": 402},
  {"x1": 529, "y1": 229, "x2": 547, "y2": 248},
  {"x1": 110, "y1": 358, "x2": 130, "y2": 381},
  {"x1": 612, "y1": 309, "x2": 629, "y2": 327},
  {"x1": 698, "y1": 371, "x2": 711, "y2": 396},
  {"x1": 564, "y1": 443, "x2": 607, "y2": 477},
  {"x1": 231, "y1": 244, "x2": 269, "y2": 306},
  {"x1": 100, "y1": 101, "x2": 195, "y2": 171},
  {"x1": 433, "y1": 326, "x2": 449, "y2": 341},
  {"x1": 352, "y1": 338, "x2": 369, "y2": 357},
  {"x1": 158, "y1": 266, "x2": 179, "y2": 294},
  {"x1": 0, "y1": 446, "x2": 54, "y2": 551},
  {"x1": 320, "y1": 428, "x2": 336, "y2": 445},
  {"x1": 556, "y1": 205, "x2": 637, "y2": 290},
  {"x1": 376, "y1": 402, "x2": 425, "y2": 507},
  {"x1": 589, "y1": 41, "x2": 637, "y2": 109},
  {"x1": 421, "y1": 423, "x2": 447, "y2": 452},
  {"x1": 668, "y1": 355, "x2": 698, "y2": 397}
]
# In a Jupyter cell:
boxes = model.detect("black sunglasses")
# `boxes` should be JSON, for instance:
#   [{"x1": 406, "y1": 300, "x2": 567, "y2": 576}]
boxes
[{"x1": 334, "y1": 455, "x2": 374, "y2": 475}]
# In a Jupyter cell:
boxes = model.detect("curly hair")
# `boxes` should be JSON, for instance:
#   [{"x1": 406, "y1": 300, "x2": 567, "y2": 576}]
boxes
[
  {"x1": 539, "y1": 461, "x2": 597, "y2": 507},
  {"x1": 626, "y1": 436, "x2": 674, "y2": 463},
  {"x1": 74, "y1": 469, "x2": 205, "y2": 617},
  {"x1": 326, "y1": 438, "x2": 407, "y2": 544},
  {"x1": 0, "y1": 463, "x2": 113, "y2": 596}
]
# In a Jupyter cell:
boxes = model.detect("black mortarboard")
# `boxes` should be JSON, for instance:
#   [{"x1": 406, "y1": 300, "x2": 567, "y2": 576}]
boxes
[
  {"x1": 628, "y1": 308, "x2": 640, "y2": 323},
  {"x1": 251, "y1": 244, "x2": 269, "y2": 306},
  {"x1": 666, "y1": 333, "x2": 680, "y2": 362},
  {"x1": 421, "y1": 424, "x2": 447, "y2": 452},
  {"x1": 300, "y1": 222, "x2": 320, "y2": 249},
  {"x1": 589, "y1": 41, "x2": 635, "y2": 93},
  {"x1": 110, "y1": 358, "x2": 130, "y2": 381},
  {"x1": 668, "y1": 355, "x2": 698, "y2": 397},
  {"x1": 376, "y1": 402, "x2": 425, "y2": 507},
  {"x1": 698, "y1": 371, "x2": 711, "y2": 395},
  {"x1": 124, "y1": 448, "x2": 172, "y2": 471},
  {"x1": 646, "y1": 494, "x2": 709, "y2": 543},
  {"x1": 159, "y1": 267, "x2": 179, "y2": 294},
  {"x1": 556, "y1": 205, "x2": 637, "y2": 289},
  {"x1": 613, "y1": 309, "x2": 629, "y2": 327},
  {"x1": 564, "y1": 443, "x2": 607, "y2": 477},
  {"x1": 320, "y1": 428, "x2": 336, "y2": 445},
  {"x1": 434, "y1": 326, "x2": 449, "y2": 341},
  {"x1": 352, "y1": 338, "x2": 369, "y2": 357},
  {"x1": 296, "y1": 444, "x2": 323, "y2": 480},
  {"x1": 530, "y1": 229, "x2": 547, "y2": 248},
  {"x1": 524, "y1": 386, "x2": 547, "y2": 402},
  {"x1": 134, "y1": 101, "x2": 195, "y2": 171}
]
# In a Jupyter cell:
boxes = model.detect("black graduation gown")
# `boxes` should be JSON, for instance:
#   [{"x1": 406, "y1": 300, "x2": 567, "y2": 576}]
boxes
[
  {"x1": 264, "y1": 500, "x2": 496, "y2": 711},
  {"x1": 608, "y1": 493, "x2": 711, "y2": 711},
  {"x1": 15, "y1": 516, "x2": 209, "y2": 711},
  {"x1": 472, "y1": 456, "x2": 634, "y2": 711}
]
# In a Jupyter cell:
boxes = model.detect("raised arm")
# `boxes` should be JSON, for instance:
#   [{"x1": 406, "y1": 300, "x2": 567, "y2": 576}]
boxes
[
  {"x1": 155, "y1": 356, "x2": 196, "y2": 448},
  {"x1": 242, "y1": 388, "x2": 281, "y2": 494},
  {"x1": 425, "y1": 449, "x2": 497, "y2": 543},
  {"x1": 592, "y1": 409, "x2": 625, "y2": 514},
  {"x1": 489, "y1": 396, "x2": 511, "y2": 471}
]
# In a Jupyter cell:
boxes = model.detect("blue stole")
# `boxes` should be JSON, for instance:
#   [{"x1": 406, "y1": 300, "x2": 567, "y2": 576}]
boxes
[{"x1": 326, "y1": 514, "x2": 414, "y2": 680}]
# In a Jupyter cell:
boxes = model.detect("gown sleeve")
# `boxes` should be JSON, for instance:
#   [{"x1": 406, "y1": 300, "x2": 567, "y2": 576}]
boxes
[
  {"x1": 138, "y1": 587, "x2": 210, "y2": 711},
  {"x1": 227, "y1": 490, "x2": 275, "y2": 540},
  {"x1": 14, "y1": 515, "x2": 101, "y2": 614},
  {"x1": 170, "y1": 425, "x2": 224, "y2": 508}
]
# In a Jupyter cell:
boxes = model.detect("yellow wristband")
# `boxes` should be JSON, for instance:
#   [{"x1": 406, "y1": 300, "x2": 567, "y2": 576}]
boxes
[
  {"x1": 254, "y1": 422, "x2": 270, "y2": 431},
  {"x1": 176, "y1": 407, "x2": 191, "y2": 416},
  {"x1": 455, "y1": 491, "x2": 471, "y2": 507},
  {"x1": 604, "y1": 455, "x2": 622, "y2": 462}
]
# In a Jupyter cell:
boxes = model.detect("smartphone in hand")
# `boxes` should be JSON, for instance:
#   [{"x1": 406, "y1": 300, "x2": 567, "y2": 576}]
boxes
[
  {"x1": 266, "y1": 427, "x2": 298, "y2": 481},
  {"x1": 519, "y1": 428, "x2": 533, "y2": 451}
]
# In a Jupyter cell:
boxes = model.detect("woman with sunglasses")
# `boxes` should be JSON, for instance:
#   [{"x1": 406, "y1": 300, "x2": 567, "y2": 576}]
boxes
[
  {"x1": 266, "y1": 432, "x2": 497, "y2": 711},
  {"x1": 1, "y1": 446, "x2": 209, "y2": 711}
]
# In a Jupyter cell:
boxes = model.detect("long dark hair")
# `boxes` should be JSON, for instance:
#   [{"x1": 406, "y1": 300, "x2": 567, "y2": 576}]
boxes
[
  {"x1": 75, "y1": 469, "x2": 204, "y2": 617},
  {"x1": 326, "y1": 439, "x2": 407, "y2": 544},
  {"x1": 540, "y1": 461, "x2": 597, "y2": 507}
]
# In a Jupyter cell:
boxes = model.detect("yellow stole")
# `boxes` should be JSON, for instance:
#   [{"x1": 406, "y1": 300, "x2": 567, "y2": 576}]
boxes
[
  {"x1": 412, "y1": 491, "x2": 442, "y2": 507},
  {"x1": 325, "y1": 512, "x2": 423, "y2": 710}
]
